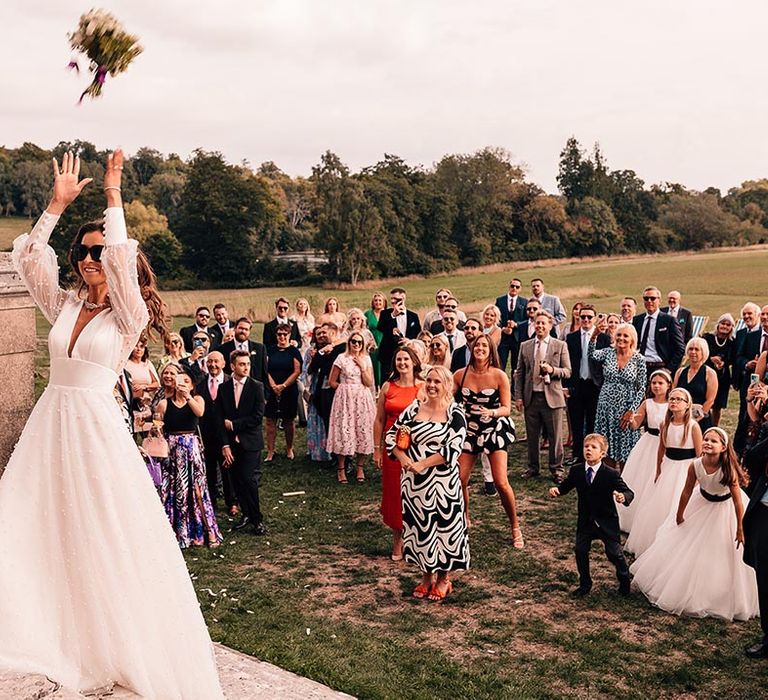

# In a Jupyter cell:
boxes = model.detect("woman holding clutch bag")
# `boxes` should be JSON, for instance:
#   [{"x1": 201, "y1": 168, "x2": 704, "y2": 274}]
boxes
[{"x1": 386, "y1": 365, "x2": 469, "y2": 601}]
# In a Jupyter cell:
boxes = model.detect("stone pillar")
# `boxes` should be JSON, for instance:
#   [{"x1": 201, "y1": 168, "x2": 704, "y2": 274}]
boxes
[{"x1": 0, "y1": 252, "x2": 36, "y2": 473}]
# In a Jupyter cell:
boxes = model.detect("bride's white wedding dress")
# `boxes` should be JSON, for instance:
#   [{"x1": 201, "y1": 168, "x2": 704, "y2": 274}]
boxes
[{"x1": 0, "y1": 209, "x2": 225, "y2": 698}]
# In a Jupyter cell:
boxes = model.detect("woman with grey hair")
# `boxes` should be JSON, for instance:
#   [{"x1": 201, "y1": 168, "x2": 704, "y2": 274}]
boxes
[
  {"x1": 674, "y1": 337, "x2": 718, "y2": 432},
  {"x1": 703, "y1": 313, "x2": 736, "y2": 427}
]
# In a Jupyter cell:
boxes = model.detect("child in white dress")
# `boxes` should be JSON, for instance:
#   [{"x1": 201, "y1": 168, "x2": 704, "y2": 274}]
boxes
[
  {"x1": 625, "y1": 388, "x2": 702, "y2": 556},
  {"x1": 620, "y1": 369, "x2": 671, "y2": 533},
  {"x1": 631, "y1": 427, "x2": 758, "y2": 620}
]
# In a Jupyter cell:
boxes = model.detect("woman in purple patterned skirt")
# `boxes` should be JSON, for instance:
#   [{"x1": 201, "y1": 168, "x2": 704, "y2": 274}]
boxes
[{"x1": 156, "y1": 368, "x2": 222, "y2": 548}]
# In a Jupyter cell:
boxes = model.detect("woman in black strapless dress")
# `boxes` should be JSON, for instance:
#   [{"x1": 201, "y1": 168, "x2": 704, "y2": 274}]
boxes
[{"x1": 453, "y1": 335, "x2": 523, "y2": 548}]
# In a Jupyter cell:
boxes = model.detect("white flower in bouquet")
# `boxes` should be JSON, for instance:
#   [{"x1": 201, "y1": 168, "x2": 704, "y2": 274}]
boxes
[{"x1": 67, "y1": 8, "x2": 143, "y2": 103}]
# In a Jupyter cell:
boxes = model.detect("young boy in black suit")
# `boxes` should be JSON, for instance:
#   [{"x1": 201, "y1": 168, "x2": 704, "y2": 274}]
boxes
[{"x1": 549, "y1": 433, "x2": 634, "y2": 597}]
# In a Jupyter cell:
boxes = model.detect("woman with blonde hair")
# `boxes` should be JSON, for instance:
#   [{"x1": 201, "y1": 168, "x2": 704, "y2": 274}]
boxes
[
  {"x1": 160, "y1": 331, "x2": 188, "y2": 365},
  {"x1": 386, "y1": 365, "x2": 469, "y2": 601},
  {"x1": 365, "y1": 292, "x2": 387, "y2": 388},
  {"x1": 327, "y1": 330, "x2": 376, "y2": 483},
  {"x1": 673, "y1": 337, "x2": 718, "y2": 432},
  {"x1": 481, "y1": 303, "x2": 502, "y2": 347},
  {"x1": 290, "y1": 297, "x2": 315, "y2": 354},
  {"x1": 427, "y1": 334, "x2": 451, "y2": 369},
  {"x1": 345, "y1": 307, "x2": 377, "y2": 353},
  {"x1": 590, "y1": 322, "x2": 647, "y2": 470}
]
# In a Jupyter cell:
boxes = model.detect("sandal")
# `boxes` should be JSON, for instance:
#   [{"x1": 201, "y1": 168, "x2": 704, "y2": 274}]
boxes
[
  {"x1": 356, "y1": 468, "x2": 366, "y2": 483},
  {"x1": 427, "y1": 580, "x2": 453, "y2": 602},
  {"x1": 286, "y1": 449, "x2": 295, "y2": 460},
  {"x1": 512, "y1": 527, "x2": 525, "y2": 549},
  {"x1": 412, "y1": 583, "x2": 431, "y2": 599},
  {"x1": 336, "y1": 468, "x2": 348, "y2": 484}
]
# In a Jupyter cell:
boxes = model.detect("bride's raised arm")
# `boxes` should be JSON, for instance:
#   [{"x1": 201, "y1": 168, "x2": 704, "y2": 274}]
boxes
[
  {"x1": 100, "y1": 150, "x2": 149, "y2": 338},
  {"x1": 11, "y1": 152, "x2": 93, "y2": 324}
]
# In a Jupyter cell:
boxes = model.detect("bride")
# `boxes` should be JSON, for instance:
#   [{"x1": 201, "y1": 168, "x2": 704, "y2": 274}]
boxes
[{"x1": 0, "y1": 151, "x2": 225, "y2": 698}]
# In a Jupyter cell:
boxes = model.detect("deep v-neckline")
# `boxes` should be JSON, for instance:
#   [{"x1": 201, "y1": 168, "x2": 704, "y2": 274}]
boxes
[{"x1": 67, "y1": 302, "x2": 108, "y2": 358}]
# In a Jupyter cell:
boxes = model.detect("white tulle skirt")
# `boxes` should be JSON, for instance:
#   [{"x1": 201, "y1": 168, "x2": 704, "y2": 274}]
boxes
[
  {"x1": 630, "y1": 488, "x2": 758, "y2": 620},
  {"x1": 624, "y1": 455, "x2": 690, "y2": 556},
  {"x1": 0, "y1": 359, "x2": 224, "y2": 699},
  {"x1": 618, "y1": 432, "x2": 659, "y2": 533}
]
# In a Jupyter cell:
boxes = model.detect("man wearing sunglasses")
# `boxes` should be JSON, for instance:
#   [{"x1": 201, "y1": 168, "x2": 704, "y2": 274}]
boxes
[
  {"x1": 427, "y1": 296, "x2": 466, "y2": 335},
  {"x1": 495, "y1": 278, "x2": 528, "y2": 373},
  {"x1": 378, "y1": 287, "x2": 420, "y2": 377},
  {"x1": 180, "y1": 306, "x2": 213, "y2": 353},
  {"x1": 564, "y1": 304, "x2": 611, "y2": 464},
  {"x1": 263, "y1": 297, "x2": 301, "y2": 348},
  {"x1": 632, "y1": 286, "x2": 685, "y2": 373}
]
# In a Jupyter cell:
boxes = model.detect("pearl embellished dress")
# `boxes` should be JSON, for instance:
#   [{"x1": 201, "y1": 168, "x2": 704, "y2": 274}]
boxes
[{"x1": 1, "y1": 209, "x2": 224, "y2": 698}]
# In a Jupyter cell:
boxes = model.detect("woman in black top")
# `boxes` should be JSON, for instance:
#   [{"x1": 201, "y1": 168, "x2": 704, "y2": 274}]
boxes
[
  {"x1": 156, "y1": 369, "x2": 222, "y2": 548},
  {"x1": 265, "y1": 325, "x2": 302, "y2": 461},
  {"x1": 673, "y1": 337, "x2": 718, "y2": 433},
  {"x1": 702, "y1": 313, "x2": 735, "y2": 427}
]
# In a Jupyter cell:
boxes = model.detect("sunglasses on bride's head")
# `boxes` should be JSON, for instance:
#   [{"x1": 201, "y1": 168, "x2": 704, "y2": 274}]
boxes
[{"x1": 73, "y1": 244, "x2": 105, "y2": 263}]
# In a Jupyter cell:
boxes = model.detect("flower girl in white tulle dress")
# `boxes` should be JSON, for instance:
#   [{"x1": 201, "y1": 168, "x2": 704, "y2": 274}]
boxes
[
  {"x1": 630, "y1": 427, "x2": 758, "y2": 620},
  {"x1": 619, "y1": 369, "x2": 671, "y2": 533},
  {"x1": 624, "y1": 388, "x2": 702, "y2": 556}
]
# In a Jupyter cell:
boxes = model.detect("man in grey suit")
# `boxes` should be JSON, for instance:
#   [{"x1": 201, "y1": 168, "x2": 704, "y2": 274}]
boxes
[
  {"x1": 530, "y1": 278, "x2": 566, "y2": 325},
  {"x1": 515, "y1": 311, "x2": 572, "y2": 483}
]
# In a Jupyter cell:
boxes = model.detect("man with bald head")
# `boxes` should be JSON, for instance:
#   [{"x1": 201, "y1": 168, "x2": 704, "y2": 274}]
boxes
[
  {"x1": 661, "y1": 290, "x2": 693, "y2": 343},
  {"x1": 196, "y1": 351, "x2": 238, "y2": 514}
]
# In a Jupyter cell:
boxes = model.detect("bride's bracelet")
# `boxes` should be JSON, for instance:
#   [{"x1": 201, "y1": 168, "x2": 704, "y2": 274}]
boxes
[{"x1": 104, "y1": 186, "x2": 122, "y2": 192}]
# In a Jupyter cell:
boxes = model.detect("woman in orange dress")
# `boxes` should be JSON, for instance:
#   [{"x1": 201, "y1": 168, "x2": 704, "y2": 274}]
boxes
[{"x1": 373, "y1": 345, "x2": 423, "y2": 560}]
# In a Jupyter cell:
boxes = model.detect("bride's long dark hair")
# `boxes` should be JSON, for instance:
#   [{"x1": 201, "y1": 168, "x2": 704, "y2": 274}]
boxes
[{"x1": 68, "y1": 220, "x2": 169, "y2": 340}]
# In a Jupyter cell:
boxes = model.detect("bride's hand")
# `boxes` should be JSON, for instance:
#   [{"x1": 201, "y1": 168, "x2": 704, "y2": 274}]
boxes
[
  {"x1": 104, "y1": 150, "x2": 124, "y2": 207},
  {"x1": 49, "y1": 151, "x2": 93, "y2": 215}
]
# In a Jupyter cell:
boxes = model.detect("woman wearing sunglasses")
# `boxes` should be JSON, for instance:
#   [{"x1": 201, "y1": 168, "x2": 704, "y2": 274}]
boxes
[
  {"x1": 3, "y1": 151, "x2": 224, "y2": 697},
  {"x1": 327, "y1": 331, "x2": 376, "y2": 483}
]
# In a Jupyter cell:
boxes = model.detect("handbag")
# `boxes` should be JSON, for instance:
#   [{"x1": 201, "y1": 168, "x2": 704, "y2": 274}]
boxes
[
  {"x1": 395, "y1": 425, "x2": 411, "y2": 451},
  {"x1": 142, "y1": 435, "x2": 169, "y2": 459}
]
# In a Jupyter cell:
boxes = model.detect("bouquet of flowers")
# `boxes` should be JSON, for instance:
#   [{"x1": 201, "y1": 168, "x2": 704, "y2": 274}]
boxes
[{"x1": 67, "y1": 8, "x2": 143, "y2": 102}]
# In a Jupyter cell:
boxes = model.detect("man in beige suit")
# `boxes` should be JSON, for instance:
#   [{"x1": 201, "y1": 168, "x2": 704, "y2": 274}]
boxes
[{"x1": 515, "y1": 311, "x2": 572, "y2": 483}]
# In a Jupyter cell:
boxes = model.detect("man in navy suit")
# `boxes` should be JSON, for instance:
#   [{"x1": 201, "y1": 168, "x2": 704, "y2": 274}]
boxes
[
  {"x1": 549, "y1": 433, "x2": 634, "y2": 597},
  {"x1": 632, "y1": 286, "x2": 685, "y2": 374},
  {"x1": 218, "y1": 350, "x2": 267, "y2": 535},
  {"x1": 377, "y1": 287, "x2": 421, "y2": 379},
  {"x1": 263, "y1": 297, "x2": 301, "y2": 348},
  {"x1": 495, "y1": 277, "x2": 528, "y2": 373},
  {"x1": 564, "y1": 304, "x2": 611, "y2": 464},
  {"x1": 218, "y1": 317, "x2": 268, "y2": 385},
  {"x1": 209, "y1": 303, "x2": 234, "y2": 348},
  {"x1": 661, "y1": 291, "x2": 693, "y2": 343}
]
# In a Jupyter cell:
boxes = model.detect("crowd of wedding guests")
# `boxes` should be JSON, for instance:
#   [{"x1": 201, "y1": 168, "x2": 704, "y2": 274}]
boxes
[{"x1": 112, "y1": 280, "x2": 768, "y2": 655}]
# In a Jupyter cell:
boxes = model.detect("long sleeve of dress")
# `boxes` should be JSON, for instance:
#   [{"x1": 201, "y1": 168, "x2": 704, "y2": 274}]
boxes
[
  {"x1": 588, "y1": 339, "x2": 610, "y2": 365},
  {"x1": 11, "y1": 211, "x2": 68, "y2": 324},
  {"x1": 101, "y1": 207, "x2": 149, "y2": 338}
]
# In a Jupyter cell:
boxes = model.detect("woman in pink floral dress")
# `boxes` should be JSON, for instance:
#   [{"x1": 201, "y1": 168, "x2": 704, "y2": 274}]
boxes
[{"x1": 327, "y1": 331, "x2": 377, "y2": 483}]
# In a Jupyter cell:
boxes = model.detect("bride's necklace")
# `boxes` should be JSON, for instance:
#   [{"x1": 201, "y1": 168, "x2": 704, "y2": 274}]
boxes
[{"x1": 83, "y1": 299, "x2": 108, "y2": 311}]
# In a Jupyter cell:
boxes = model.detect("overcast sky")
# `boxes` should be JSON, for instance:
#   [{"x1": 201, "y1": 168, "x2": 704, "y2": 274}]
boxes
[{"x1": 2, "y1": 0, "x2": 767, "y2": 193}]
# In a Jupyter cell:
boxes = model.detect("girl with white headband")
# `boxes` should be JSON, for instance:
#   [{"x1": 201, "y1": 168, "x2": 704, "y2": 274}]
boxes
[
  {"x1": 630, "y1": 427, "x2": 758, "y2": 620},
  {"x1": 619, "y1": 369, "x2": 672, "y2": 533},
  {"x1": 625, "y1": 387, "x2": 702, "y2": 556}
]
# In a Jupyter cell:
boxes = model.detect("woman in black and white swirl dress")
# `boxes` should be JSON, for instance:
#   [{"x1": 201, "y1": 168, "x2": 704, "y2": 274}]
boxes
[{"x1": 387, "y1": 365, "x2": 469, "y2": 601}]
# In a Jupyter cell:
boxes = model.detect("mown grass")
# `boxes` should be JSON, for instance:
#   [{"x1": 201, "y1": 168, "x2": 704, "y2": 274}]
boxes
[
  {"x1": 27, "y1": 248, "x2": 768, "y2": 699},
  {"x1": 0, "y1": 216, "x2": 31, "y2": 251}
]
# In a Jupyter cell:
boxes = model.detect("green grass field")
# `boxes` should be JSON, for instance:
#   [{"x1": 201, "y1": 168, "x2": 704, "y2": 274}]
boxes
[
  {"x1": 0, "y1": 216, "x2": 32, "y2": 251},
  {"x1": 160, "y1": 246, "x2": 768, "y2": 330},
  {"x1": 28, "y1": 246, "x2": 768, "y2": 699}
]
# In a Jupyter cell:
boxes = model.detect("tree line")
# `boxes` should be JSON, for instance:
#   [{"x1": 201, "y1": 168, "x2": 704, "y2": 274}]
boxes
[{"x1": 2, "y1": 138, "x2": 767, "y2": 287}]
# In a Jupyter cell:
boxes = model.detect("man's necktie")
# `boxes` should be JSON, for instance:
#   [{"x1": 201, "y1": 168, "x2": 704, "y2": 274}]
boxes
[
  {"x1": 447, "y1": 335, "x2": 454, "y2": 352},
  {"x1": 762, "y1": 334, "x2": 768, "y2": 355},
  {"x1": 639, "y1": 316, "x2": 652, "y2": 354},
  {"x1": 234, "y1": 380, "x2": 242, "y2": 408},
  {"x1": 586, "y1": 467, "x2": 594, "y2": 485},
  {"x1": 209, "y1": 376, "x2": 218, "y2": 401}
]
